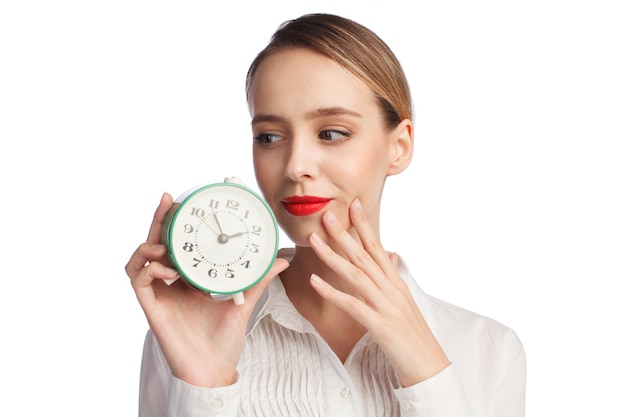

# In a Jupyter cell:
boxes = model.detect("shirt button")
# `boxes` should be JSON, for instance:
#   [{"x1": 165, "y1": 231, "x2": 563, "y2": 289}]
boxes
[
  {"x1": 340, "y1": 387, "x2": 351, "y2": 398},
  {"x1": 209, "y1": 397, "x2": 224, "y2": 409}
]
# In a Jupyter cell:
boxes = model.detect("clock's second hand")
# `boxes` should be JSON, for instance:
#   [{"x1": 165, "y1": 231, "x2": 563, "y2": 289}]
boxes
[{"x1": 199, "y1": 216, "x2": 220, "y2": 236}]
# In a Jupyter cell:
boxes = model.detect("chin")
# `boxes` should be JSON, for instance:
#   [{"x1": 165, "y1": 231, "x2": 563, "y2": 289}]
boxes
[
  {"x1": 280, "y1": 221, "x2": 323, "y2": 248},
  {"x1": 282, "y1": 229, "x2": 315, "y2": 248}
]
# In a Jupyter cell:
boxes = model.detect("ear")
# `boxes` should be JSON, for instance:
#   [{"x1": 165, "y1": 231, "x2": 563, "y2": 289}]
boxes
[{"x1": 386, "y1": 119, "x2": 414, "y2": 176}]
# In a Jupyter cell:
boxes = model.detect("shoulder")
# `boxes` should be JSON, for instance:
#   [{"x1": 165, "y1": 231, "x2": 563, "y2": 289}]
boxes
[
  {"x1": 426, "y1": 293, "x2": 523, "y2": 353},
  {"x1": 396, "y1": 255, "x2": 524, "y2": 361}
]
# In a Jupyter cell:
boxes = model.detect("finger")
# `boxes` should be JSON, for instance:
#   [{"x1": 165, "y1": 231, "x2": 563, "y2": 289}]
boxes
[
  {"x1": 125, "y1": 242, "x2": 168, "y2": 278},
  {"x1": 389, "y1": 251, "x2": 399, "y2": 269},
  {"x1": 319, "y1": 209, "x2": 390, "y2": 291},
  {"x1": 132, "y1": 259, "x2": 180, "y2": 311},
  {"x1": 310, "y1": 273, "x2": 378, "y2": 327},
  {"x1": 309, "y1": 231, "x2": 382, "y2": 304},
  {"x1": 349, "y1": 198, "x2": 400, "y2": 285},
  {"x1": 132, "y1": 258, "x2": 179, "y2": 290},
  {"x1": 147, "y1": 192, "x2": 174, "y2": 244}
]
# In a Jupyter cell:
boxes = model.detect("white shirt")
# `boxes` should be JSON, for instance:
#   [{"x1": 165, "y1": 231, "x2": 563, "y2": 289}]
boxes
[{"x1": 138, "y1": 250, "x2": 526, "y2": 417}]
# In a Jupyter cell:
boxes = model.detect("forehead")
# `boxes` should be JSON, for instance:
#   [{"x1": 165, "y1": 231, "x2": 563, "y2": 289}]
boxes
[{"x1": 248, "y1": 48, "x2": 378, "y2": 116}]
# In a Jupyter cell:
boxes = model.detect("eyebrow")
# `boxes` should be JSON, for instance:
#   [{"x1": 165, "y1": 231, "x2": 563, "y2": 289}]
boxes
[
  {"x1": 306, "y1": 106, "x2": 362, "y2": 120},
  {"x1": 251, "y1": 106, "x2": 362, "y2": 126}
]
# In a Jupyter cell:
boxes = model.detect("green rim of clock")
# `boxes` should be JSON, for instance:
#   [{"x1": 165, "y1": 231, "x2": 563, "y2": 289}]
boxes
[{"x1": 165, "y1": 181, "x2": 280, "y2": 295}]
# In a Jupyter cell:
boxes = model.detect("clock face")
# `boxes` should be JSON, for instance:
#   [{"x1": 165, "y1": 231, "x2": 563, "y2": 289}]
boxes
[{"x1": 164, "y1": 183, "x2": 279, "y2": 294}]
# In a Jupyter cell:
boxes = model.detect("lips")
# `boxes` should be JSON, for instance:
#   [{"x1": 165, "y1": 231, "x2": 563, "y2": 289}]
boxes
[{"x1": 281, "y1": 196, "x2": 332, "y2": 216}]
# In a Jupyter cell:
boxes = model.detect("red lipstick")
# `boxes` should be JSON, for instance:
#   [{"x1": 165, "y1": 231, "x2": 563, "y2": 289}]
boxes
[{"x1": 281, "y1": 196, "x2": 332, "y2": 216}]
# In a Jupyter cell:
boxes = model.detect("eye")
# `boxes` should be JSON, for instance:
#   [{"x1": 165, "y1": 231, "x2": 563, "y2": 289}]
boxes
[
  {"x1": 253, "y1": 133, "x2": 283, "y2": 145},
  {"x1": 319, "y1": 130, "x2": 350, "y2": 141}
]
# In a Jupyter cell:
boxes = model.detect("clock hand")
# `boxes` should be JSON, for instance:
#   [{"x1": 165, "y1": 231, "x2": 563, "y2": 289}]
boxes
[
  {"x1": 210, "y1": 208, "x2": 224, "y2": 234},
  {"x1": 199, "y1": 216, "x2": 220, "y2": 236},
  {"x1": 227, "y1": 231, "x2": 248, "y2": 238},
  {"x1": 208, "y1": 208, "x2": 231, "y2": 244}
]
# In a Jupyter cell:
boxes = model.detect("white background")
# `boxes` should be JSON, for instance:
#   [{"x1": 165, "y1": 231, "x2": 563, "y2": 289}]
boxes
[{"x1": 1, "y1": 1, "x2": 624, "y2": 415}]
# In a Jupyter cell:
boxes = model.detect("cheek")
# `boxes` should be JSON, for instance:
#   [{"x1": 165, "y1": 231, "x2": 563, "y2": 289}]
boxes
[
  {"x1": 253, "y1": 152, "x2": 283, "y2": 212},
  {"x1": 339, "y1": 147, "x2": 387, "y2": 187},
  {"x1": 340, "y1": 148, "x2": 388, "y2": 212},
  {"x1": 253, "y1": 151, "x2": 272, "y2": 188},
  {"x1": 252, "y1": 156, "x2": 264, "y2": 188}
]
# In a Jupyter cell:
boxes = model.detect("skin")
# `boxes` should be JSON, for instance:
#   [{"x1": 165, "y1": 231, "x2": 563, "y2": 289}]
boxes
[
  {"x1": 125, "y1": 193, "x2": 289, "y2": 387},
  {"x1": 126, "y1": 46, "x2": 449, "y2": 389}
]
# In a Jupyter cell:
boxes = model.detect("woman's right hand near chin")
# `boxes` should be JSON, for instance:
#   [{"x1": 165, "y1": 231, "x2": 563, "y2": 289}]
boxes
[{"x1": 125, "y1": 192, "x2": 289, "y2": 388}]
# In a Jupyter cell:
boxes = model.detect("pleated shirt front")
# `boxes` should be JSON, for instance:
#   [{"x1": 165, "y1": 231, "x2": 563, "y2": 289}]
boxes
[{"x1": 138, "y1": 250, "x2": 526, "y2": 417}]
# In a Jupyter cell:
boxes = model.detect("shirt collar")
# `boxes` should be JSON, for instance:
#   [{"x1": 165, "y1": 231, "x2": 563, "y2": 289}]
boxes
[
  {"x1": 246, "y1": 248, "x2": 435, "y2": 336},
  {"x1": 247, "y1": 248, "x2": 318, "y2": 336}
]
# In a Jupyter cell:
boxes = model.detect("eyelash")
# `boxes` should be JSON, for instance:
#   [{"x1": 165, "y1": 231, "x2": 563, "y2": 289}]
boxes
[
  {"x1": 253, "y1": 133, "x2": 282, "y2": 146},
  {"x1": 319, "y1": 129, "x2": 351, "y2": 142},
  {"x1": 253, "y1": 129, "x2": 352, "y2": 147}
]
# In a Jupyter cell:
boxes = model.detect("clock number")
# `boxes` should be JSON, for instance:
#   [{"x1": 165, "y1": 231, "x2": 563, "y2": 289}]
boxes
[
  {"x1": 241, "y1": 260, "x2": 251, "y2": 269},
  {"x1": 184, "y1": 224, "x2": 194, "y2": 233},
  {"x1": 208, "y1": 199, "x2": 219, "y2": 209},
  {"x1": 251, "y1": 225, "x2": 262, "y2": 235},
  {"x1": 208, "y1": 268, "x2": 236, "y2": 279},
  {"x1": 183, "y1": 242, "x2": 194, "y2": 252},
  {"x1": 190, "y1": 207, "x2": 205, "y2": 218},
  {"x1": 249, "y1": 243, "x2": 260, "y2": 253},
  {"x1": 243, "y1": 210, "x2": 250, "y2": 219},
  {"x1": 226, "y1": 199, "x2": 240, "y2": 210}
]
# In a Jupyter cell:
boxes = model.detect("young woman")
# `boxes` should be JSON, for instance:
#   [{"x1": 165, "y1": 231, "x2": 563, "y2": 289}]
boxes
[{"x1": 126, "y1": 13, "x2": 526, "y2": 417}]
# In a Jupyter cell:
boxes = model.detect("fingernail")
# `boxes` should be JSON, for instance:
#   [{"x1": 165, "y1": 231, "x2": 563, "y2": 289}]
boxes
[
  {"x1": 352, "y1": 198, "x2": 362, "y2": 211},
  {"x1": 310, "y1": 232, "x2": 323, "y2": 246},
  {"x1": 310, "y1": 273, "x2": 325, "y2": 286},
  {"x1": 163, "y1": 273, "x2": 180, "y2": 286},
  {"x1": 325, "y1": 210, "x2": 337, "y2": 224}
]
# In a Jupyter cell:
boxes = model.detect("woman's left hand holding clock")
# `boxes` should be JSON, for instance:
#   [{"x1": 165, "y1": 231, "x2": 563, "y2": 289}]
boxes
[{"x1": 125, "y1": 192, "x2": 290, "y2": 387}]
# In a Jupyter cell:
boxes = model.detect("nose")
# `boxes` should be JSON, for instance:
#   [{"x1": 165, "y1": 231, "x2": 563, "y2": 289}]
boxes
[{"x1": 284, "y1": 136, "x2": 316, "y2": 182}]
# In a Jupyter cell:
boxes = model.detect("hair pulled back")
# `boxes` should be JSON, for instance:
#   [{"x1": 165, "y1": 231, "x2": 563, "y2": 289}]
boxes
[{"x1": 246, "y1": 13, "x2": 413, "y2": 129}]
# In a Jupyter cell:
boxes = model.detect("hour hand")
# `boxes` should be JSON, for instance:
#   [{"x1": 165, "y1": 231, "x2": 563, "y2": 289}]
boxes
[{"x1": 227, "y1": 231, "x2": 248, "y2": 239}]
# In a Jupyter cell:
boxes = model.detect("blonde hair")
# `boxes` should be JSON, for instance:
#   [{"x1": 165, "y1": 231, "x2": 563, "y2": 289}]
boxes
[{"x1": 246, "y1": 13, "x2": 413, "y2": 129}]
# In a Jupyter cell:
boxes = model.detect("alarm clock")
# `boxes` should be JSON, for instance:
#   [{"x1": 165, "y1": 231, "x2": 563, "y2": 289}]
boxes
[{"x1": 161, "y1": 177, "x2": 279, "y2": 305}]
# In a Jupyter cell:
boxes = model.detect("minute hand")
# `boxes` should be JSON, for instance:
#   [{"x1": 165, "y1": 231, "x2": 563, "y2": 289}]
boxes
[{"x1": 210, "y1": 209, "x2": 224, "y2": 234}]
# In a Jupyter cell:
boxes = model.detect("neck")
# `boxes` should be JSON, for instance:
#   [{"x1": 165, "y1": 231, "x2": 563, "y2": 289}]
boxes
[
  {"x1": 280, "y1": 246, "x2": 367, "y2": 362},
  {"x1": 280, "y1": 246, "x2": 348, "y2": 304}
]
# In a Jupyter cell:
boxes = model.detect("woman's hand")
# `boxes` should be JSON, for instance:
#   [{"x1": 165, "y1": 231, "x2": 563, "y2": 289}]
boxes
[
  {"x1": 125, "y1": 193, "x2": 289, "y2": 387},
  {"x1": 308, "y1": 198, "x2": 449, "y2": 387}
]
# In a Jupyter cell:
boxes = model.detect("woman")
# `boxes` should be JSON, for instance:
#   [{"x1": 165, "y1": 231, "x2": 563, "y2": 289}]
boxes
[{"x1": 126, "y1": 13, "x2": 526, "y2": 417}]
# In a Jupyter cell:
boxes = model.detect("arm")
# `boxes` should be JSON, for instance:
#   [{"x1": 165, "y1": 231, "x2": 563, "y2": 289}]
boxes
[
  {"x1": 139, "y1": 330, "x2": 244, "y2": 417},
  {"x1": 492, "y1": 339, "x2": 526, "y2": 417},
  {"x1": 309, "y1": 199, "x2": 527, "y2": 416},
  {"x1": 138, "y1": 330, "x2": 168, "y2": 417},
  {"x1": 394, "y1": 364, "x2": 471, "y2": 417},
  {"x1": 127, "y1": 193, "x2": 289, "y2": 414},
  {"x1": 308, "y1": 198, "x2": 451, "y2": 387},
  {"x1": 388, "y1": 343, "x2": 524, "y2": 417}
]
